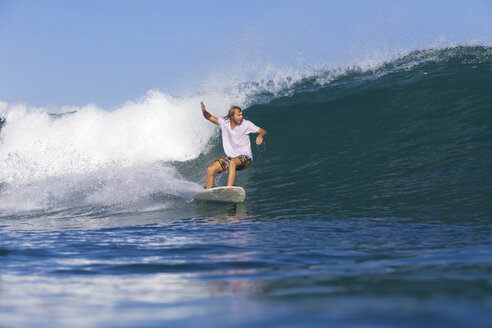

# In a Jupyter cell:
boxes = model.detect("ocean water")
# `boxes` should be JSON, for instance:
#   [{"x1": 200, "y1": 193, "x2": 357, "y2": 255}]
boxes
[{"x1": 1, "y1": 46, "x2": 492, "y2": 327}]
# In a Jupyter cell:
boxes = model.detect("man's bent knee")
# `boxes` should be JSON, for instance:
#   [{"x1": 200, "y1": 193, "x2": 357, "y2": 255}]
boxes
[
  {"x1": 207, "y1": 162, "x2": 221, "y2": 175},
  {"x1": 229, "y1": 158, "x2": 242, "y2": 169}
]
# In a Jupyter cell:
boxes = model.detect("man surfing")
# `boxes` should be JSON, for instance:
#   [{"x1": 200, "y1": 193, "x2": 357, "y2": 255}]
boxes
[{"x1": 200, "y1": 102, "x2": 267, "y2": 189}]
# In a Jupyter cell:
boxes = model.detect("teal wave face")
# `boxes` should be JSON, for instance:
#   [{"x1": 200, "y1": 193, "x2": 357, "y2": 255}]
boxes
[{"x1": 241, "y1": 46, "x2": 492, "y2": 220}]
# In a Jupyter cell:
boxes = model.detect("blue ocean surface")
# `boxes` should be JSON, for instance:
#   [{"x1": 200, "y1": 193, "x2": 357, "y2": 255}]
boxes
[{"x1": 1, "y1": 46, "x2": 492, "y2": 327}]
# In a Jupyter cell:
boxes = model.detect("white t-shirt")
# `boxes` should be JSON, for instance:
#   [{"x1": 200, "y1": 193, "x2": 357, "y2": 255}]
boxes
[{"x1": 218, "y1": 117, "x2": 260, "y2": 160}]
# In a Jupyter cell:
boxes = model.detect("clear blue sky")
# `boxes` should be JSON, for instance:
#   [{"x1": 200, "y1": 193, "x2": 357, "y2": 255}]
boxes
[{"x1": 0, "y1": 0, "x2": 491, "y2": 109}]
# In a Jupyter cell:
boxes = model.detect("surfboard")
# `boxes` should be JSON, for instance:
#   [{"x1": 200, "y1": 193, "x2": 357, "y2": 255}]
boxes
[{"x1": 193, "y1": 186, "x2": 246, "y2": 203}]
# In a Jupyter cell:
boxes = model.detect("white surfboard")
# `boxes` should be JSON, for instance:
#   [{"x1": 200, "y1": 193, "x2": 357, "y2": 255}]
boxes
[{"x1": 193, "y1": 186, "x2": 246, "y2": 203}]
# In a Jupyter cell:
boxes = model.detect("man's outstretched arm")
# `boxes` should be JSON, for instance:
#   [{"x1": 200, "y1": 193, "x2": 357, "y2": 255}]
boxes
[
  {"x1": 256, "y1": 128, "x2": 267, "y2": 145},
  {"x1": 201, "y1": 102, "x2": 218, "y2": 125}
]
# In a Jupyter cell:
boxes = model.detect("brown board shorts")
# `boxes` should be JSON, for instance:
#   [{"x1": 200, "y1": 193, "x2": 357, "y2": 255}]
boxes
[{"x1": 217, "y1": 155, "x2": 251, "y2": 173}]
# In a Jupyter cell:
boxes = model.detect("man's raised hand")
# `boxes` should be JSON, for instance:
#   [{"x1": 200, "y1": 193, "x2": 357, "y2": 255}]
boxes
[{"x1": 201, "y1": 102, "x2": 218, "y2": 125}]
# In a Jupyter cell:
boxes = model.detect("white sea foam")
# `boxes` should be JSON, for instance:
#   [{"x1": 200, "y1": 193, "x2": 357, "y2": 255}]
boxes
[
  {"x1": 0, "y1": 90, "x2": 246, "y2": 211},
  {"x1": 1, "y1": 92, "x2": 214, "y2": 183}
]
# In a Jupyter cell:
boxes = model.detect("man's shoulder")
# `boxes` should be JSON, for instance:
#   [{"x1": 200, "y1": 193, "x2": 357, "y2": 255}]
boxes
[
  {"x1": 242, "y1": 119, "x2": 256, "y2": 126},
  {"x1": 242, "y1": 119, "x2": 259, "y2": 130}
]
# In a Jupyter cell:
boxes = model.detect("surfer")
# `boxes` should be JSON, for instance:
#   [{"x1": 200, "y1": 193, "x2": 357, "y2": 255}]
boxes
[{"x1": 200, "y1": 102, "x2": 267, "y2": 189}]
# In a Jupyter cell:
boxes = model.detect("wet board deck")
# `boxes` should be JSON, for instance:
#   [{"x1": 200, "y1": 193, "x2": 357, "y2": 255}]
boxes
[{"x1": 193, "y1": 186, "x2": 245, "y2": 203}]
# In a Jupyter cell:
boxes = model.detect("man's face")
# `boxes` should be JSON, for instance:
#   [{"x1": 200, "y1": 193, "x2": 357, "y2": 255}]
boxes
[{"x1": 232, "y1": 110, "x2": 243, "y2": 125}]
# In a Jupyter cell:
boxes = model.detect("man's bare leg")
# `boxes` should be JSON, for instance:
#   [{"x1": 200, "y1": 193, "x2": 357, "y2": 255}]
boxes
[
  {"x1": 206, "y1": 161, "x2": 222, "y2": 189},
  {"x1": 227, "y1": 158, "x2": 243, "y2": 187}
]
